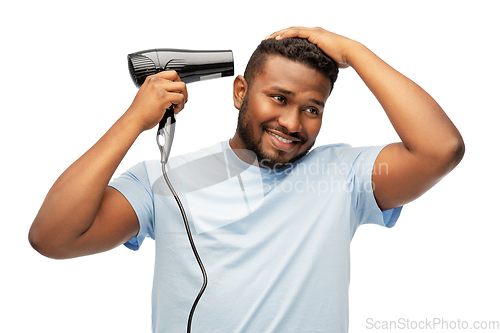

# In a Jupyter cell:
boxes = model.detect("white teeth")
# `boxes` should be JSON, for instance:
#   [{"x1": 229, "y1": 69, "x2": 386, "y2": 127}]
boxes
[{"x1": 268, "y1": 131, "x2": 293, "y2": 144}]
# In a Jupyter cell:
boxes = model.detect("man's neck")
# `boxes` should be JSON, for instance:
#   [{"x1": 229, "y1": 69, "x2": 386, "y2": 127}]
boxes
[{"x1": 228, "y1": 136, "x2": 259, "y2": 166}]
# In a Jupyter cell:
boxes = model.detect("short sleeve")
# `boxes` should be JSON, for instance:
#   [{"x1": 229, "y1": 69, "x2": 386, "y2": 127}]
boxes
[
  {"x1": 109, "y1": 162, "x2": 155, "y2": 250},
  {"x1": 333, "y1": 145, "x2": 402, "y2": 230}
]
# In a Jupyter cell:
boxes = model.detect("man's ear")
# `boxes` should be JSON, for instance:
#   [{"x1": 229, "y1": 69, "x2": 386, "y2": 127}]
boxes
[{"x1": 233, "y1": 75, "x2": 248, "y2": 110}]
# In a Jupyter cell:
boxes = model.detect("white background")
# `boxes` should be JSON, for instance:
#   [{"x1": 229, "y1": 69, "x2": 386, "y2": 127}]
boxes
[{"x1": 2, "y1": 0, "x2": 499, "y2": 332}]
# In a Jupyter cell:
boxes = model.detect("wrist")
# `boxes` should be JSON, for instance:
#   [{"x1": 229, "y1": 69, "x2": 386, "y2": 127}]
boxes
[
  {"x1": 116, "y1": 110, "x2": 147, "y2": 139},
  {"x1": 344, "y1": 41, "x2": 377, "y2": 71},
  {"x1": 343, "y1": 40, "x2": 368, "y2": 68}
]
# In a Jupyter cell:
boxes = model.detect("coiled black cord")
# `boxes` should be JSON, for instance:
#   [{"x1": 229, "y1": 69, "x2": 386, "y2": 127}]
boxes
[{"x1": 161, "y1": 162, "x2": 208, "y2": 333}]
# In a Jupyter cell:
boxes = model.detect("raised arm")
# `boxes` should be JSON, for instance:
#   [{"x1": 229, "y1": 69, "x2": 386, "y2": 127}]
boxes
[
  {"x1": 29, "y1": 71, "x2": 188, "y2": 259},
  {"x1": 267, "y1": 27, "x2": 465, "y2": 211}
]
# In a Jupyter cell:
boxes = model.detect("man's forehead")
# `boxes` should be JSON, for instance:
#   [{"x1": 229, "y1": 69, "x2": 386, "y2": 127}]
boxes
[{"x1": 256, "y1": 56, "x2": 332, "y2": 99}]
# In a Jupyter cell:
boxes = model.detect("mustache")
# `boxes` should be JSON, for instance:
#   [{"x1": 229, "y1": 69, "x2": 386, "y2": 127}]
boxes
[{"x1": 262, "y1": 124, "x2": 308, "y2": 144}]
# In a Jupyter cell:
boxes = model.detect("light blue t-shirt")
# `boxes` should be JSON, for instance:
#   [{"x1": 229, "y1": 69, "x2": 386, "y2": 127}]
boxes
[{"x1": 110, "y1": 140, "x2": 402, "y2": 333}]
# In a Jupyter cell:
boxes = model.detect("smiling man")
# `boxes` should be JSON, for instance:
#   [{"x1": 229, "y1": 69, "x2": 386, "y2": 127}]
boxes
[{"x1": 29, "y1": 27, "x2": 464, "y2": 332}]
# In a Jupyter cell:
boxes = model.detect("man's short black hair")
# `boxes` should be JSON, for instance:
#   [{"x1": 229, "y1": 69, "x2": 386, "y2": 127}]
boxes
[{"x1": 244, "y1": 37, "x2": 339, "y2": 91}]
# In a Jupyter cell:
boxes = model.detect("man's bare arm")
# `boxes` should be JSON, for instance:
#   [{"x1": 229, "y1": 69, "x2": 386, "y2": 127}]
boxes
[
  {"x1": 29, "y1": 71, "x2": 188, "y2": 259},
  {"x1": 347, "y1": 43, "x2": 464, "y2": 210},
  {"x1": 267, "y1": 27, "x2": 465, "y2": 210}
]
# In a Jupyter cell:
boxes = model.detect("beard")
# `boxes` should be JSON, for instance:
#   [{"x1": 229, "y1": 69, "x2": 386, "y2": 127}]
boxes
[{"x1": 235, "y1": 94, "x2": 314, "y2": 170}]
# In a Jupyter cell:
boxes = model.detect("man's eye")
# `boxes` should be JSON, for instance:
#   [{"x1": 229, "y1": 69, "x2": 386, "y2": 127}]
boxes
[
  {"x1": 273, "y1": 96, "x2": 285, "y2": 103},
  {"x1": 304, "y1": 108, "x2": 319, "y2": 115}
]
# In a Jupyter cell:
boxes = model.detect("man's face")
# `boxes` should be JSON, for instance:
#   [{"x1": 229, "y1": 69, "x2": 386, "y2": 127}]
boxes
[{"x1": 231, "y1": 56, "x2": 332, "y2": 169}]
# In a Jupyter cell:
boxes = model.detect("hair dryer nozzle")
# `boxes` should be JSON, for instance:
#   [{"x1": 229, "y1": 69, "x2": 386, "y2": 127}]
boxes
[{"x1": 128, "y1": 48, "x2": 234, "y2": 88}]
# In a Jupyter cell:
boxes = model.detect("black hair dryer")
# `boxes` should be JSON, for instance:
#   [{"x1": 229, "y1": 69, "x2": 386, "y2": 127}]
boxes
[{"x1": 128, "y1": 48, "x2": 234, "y2": 163}]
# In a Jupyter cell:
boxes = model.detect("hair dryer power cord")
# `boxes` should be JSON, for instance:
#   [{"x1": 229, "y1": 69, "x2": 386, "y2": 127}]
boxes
[{"x1": 161, "y1": 161, "x2": 208, "y2": 333}]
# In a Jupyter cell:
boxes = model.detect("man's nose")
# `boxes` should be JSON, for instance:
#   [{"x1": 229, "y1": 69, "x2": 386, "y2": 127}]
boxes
[{"x1": 277, "y1": 109, "x2": 302, "y2": 133}]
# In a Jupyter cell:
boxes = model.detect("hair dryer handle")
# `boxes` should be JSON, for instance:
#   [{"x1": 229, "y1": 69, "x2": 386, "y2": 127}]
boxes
[{"x1": 156, "y1": 105, "x2": 176, "y2": 164}]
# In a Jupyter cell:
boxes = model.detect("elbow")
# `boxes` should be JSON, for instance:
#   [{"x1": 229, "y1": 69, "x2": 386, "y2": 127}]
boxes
[
  {"x1": 28, "y1": 230, "x2": 47, "y2": 258},
  {"x1": 419, "y1": 132, "x2": 465, "y2": 176},
  {"x1": 438, "y1": 134, "x2": 465, "y2": 173},
  {"x1": 28, "y1": 222, "x2": 69, "y2": 260},
  {"x1": 448, "y1": 134, "x2": 465, "y2": 168},
  {"x1": 28, "y1": 225, "x2": 54, "y2": 259}
]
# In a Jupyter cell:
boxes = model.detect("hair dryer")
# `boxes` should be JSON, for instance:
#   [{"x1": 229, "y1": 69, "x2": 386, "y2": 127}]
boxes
[
  {"x1": 128, "y1": 48, "x2": 234, "y2": 162},
  {"x1": 127, "y1": 48, "x2": 234, "y2": 333}
]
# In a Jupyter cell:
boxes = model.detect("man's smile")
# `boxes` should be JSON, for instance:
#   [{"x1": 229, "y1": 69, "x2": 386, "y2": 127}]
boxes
[{"x1": 265, "y1": 128, "x2": 302, "y2": 152}]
